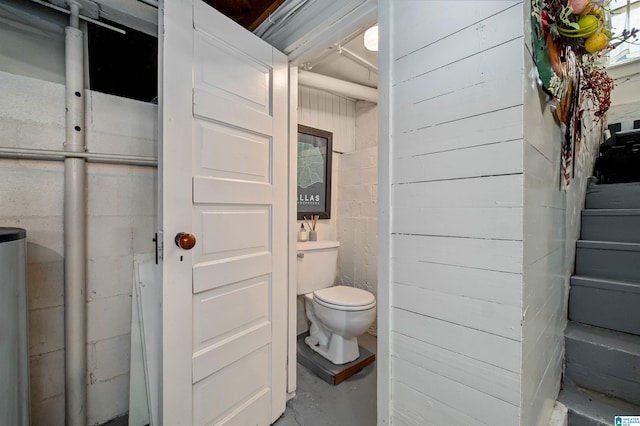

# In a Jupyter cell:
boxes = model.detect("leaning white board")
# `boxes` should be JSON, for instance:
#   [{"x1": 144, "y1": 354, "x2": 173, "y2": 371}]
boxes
[
  {"x1": 137, "y1": 255, "x2": 161, "y2": 426},
  {"x1": 129, "y1": 270, "x2": 150, "y2": 426},
  {"x1": 129, "y1": 254, "x2": 161, "y2": 426}
]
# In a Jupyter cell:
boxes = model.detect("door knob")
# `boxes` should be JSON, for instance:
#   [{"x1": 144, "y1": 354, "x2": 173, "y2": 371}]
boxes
[{"x1": 175, "y1": 232, "x2": 196, "y2": 250}]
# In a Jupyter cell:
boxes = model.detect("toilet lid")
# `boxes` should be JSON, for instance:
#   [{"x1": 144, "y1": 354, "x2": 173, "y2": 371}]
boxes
[{"x1": 314, "y1": 285, "x2": 375, "y2": 308}]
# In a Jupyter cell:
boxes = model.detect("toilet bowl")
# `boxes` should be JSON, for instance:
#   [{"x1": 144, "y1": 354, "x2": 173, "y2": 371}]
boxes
[
  {"x1": 304, "y1": 286, "x2": 376, "y2": 364},
  {"x1": 297, "y1": 241, "x2": 377, "y2": 365}
]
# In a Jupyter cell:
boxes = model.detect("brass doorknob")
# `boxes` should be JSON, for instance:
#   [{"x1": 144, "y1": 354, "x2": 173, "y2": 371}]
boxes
[{"x1": 175, "y1": 232, "x2": 196, "y2": 250}]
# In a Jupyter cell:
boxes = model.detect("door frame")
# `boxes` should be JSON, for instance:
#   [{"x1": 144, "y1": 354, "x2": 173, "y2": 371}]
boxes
[
  {"x1": 277, "y1": 3, "x2": 388, "y2": 423},
  {"x1": 158, "y1": 0, "x2": 194, "y2": 423},
  {"x1": 287, "y1": 65, "x2": 299, "y2": 396},
  {"x1": 276, "y1": 9, "x2": 388, "y2": 426},
  {"x1": 158, "y1": 0, "x2": 389, "y2": 423}
]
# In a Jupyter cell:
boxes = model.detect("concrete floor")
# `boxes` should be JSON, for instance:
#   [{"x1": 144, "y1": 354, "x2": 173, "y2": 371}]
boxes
[
  {"x1": 101, "y1": 414, "x2": 128, "y2": 426},
  {"x1": 274, "y1": 333, "x2": 377, "y2": 426},
  {"x1": 101, "y1": 335, "x2": 376, "y2": 426}
]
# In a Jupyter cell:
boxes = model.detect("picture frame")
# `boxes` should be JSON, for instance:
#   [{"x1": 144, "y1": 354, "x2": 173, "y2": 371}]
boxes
[{"x1": 297, "y1": 124, "x2": 333, "y2": 220}]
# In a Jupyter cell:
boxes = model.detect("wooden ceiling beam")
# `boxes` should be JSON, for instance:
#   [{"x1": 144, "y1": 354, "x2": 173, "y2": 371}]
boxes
[
  {"x1": 203, "y1": 0, "x2": 285, "y2": 31},
  {"x1": 246, "y1": 0, "x2": 286, "y2": 31}
]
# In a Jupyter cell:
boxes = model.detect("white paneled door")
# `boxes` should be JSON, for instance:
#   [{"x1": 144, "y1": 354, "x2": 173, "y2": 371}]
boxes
[{"x1": 160, "y1": 1, "x2": 288, "y2": 425}]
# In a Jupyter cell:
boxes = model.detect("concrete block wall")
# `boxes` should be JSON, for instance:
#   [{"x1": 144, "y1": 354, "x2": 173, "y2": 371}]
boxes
[
  {"x1": 0, "y1": 1, "x2": 66, "y2": 86},
  {"x1": 0, "y1": 71, "x2": 156, "y2": 425},
  {"x1": 337, "y1": 100, "x2": 378, "y2": 334},
  {"x1": 296, "y1": 86, "x2": 354, "y2": 336}
]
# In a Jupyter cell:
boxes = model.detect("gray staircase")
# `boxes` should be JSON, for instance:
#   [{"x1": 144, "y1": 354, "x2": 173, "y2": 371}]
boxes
[
  {"x1": 560, "y1": 183, "x2": 640, "y2": 425},
  {"x1": 581, "y1": 209, "x2": 640, "y2": 243},
  {"x1": 575, "y1": 241, "x2": 640, "y2": 282},
  {"x1": 569, "y1": 276, "x2": 640, "y2": 335},
  {"x1": 586, "y1": 182, "x2": 640, "y2": 209},
  {"x1": 559, "y1": 383, "x2": 640, "y2": 426},
  {"x1": 564, "y1": 322, "x2": 640, "y2": 405}
]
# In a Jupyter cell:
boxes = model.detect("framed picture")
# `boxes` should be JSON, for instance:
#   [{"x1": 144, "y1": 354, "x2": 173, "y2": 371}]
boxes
[{"x1": 297, "y1": 125, "x2": 333, "y2": 219}]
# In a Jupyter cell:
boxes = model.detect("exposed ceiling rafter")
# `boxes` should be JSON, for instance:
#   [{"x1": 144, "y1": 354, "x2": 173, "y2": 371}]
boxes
[
  {"x1": 255, "y1": 0, "x2": 377, "y2": 64},
  {"x1": 204, "y1": 0, "x2": 287, "y2": 31}
]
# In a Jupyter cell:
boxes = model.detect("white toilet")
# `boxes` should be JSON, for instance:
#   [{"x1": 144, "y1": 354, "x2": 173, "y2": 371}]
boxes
[{"x1": 297, "y1": 240, "x2": 376, "y2": 365}]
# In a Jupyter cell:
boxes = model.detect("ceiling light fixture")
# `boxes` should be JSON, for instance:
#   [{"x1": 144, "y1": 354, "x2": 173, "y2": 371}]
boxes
[{"x1": 363, "y1": 24, "x2": 378, "y2": 52}]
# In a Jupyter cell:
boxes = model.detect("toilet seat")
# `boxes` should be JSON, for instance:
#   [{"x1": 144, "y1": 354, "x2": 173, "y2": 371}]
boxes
[{"x1": 313, "y1": 286, "x2": 376, "y2": 311}]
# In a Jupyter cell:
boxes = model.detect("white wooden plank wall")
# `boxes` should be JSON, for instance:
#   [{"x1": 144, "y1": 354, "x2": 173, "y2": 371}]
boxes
[
  {"x1": 521, "y1": 41, "x2": 565, "y2": 422},
  {"x1": 297, "y1": 86, "x2": 356, "y2": 241},
  {"x1": 387, "y1": 2, "x2": 525, "y2": 424},
  {"x1": 520, "y1": 1, "x2": 601, "y2": 419},
  {"x1": 298, "y1": 86, "x2": 355, "y2": 154}
]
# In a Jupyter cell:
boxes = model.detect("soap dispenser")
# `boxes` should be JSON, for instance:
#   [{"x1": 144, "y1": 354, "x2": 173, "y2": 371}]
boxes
[{"x1": 299, "y1": 223, "x2": 308, "y2": 242}]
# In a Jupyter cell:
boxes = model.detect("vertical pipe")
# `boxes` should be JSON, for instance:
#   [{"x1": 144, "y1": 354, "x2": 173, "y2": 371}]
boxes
[
  {"x1": 64, "y1": 2, "x2": 86, "y2": 425},
  {"x1": 69, "y1": 3, "x2": 80, "y2": 29}
]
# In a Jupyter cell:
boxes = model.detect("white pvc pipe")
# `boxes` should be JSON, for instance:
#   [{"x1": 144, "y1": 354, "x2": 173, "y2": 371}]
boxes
[
  {"x1": 0, "y1": 147, "x2": 157, "y2": 167},
  {"x1": 298, "y1": 70, "x2": 378, "y2": 103},
  {"x1": 339, "y1": 46, "x2": 378, "y2": 72},
  {"x1": 68, "y1": 2, "x2": 79, "y2": 29},
  {"x1": 64, "y1": 3, "x2": 86, "y2": 424},
  {"x1": 29, "y1": 0, "x2": 126, "y2": 34}
]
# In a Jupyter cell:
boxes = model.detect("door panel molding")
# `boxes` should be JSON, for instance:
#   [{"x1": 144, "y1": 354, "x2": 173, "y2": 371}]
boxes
[{"x1": 161, "y1": 1, "x2": 288, "y2": 424}]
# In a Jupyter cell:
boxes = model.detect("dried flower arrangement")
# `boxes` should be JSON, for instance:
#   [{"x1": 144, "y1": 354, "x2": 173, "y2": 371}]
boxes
[{"x1": 531, "y1": 0, "x2": 638, "y2": 186}]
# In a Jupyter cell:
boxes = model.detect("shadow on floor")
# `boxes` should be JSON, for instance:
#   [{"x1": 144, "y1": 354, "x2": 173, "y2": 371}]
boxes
[
  {"x1": 274, "y1": 333, "x2": 377, "y2": 426},
  {"x1": 100, "y1": 414, "x2": 130, "y2": 426}
]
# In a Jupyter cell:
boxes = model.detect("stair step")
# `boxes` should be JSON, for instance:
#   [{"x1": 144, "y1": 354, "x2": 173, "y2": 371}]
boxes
[
  {"x1": 564, "y1": 322, "x2": 640, "y2": 405},
  {"x1": 581, "y1": 209, "x2": 640, "y2": 243},
  {"x1": 586, "y1": 182, "x2": 640, "y2": 209},
  {"x1": 570, "y1": 276, "x2": 640, "y2": 335},
  {"x1": 575, "y1": 240, "x2": 640, "y2": 282},
  {"x1": 558, "y1": 383, "x2": 640, "y2": 426}
]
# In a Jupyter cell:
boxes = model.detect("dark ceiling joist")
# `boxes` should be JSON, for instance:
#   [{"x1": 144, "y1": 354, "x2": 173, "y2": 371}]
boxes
[
  {"x1": 246, "y1": 0, "x2": 286, "y2": 31},
  {"x1": 203, "y1": 0, "x2": 286, "y2": 31}
]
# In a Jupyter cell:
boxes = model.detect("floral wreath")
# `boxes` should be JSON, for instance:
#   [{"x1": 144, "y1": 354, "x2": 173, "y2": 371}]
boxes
[{"x1": 531, "y1": 0, "x2": 638, "y2": 186}]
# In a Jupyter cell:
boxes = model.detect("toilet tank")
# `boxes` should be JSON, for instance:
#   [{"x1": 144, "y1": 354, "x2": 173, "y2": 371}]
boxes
[{"x1": 296, "y1": 240, "x2": 340, "y2": 295}]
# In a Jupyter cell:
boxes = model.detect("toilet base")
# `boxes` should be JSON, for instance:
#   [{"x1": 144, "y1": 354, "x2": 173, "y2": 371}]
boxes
[
  {"x1": 305, "y1": 332, "x2": 360, "y2": 365},
  {"x1": 297, "y1": 332, "x2": 376, "y2": 385}
]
